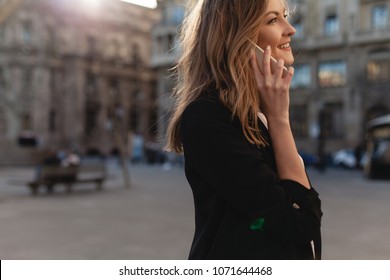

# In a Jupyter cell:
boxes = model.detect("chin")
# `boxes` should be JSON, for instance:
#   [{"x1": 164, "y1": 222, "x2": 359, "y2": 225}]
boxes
[
  {"x1": 285, "y1": 58, "x2": 294, "y2": 67},
  {"x1": 274, "y1": 51, "x2": 294, "y2": 66},
  {"x1": 284, "y1": 55, "x2": 294, "y2": 66}
]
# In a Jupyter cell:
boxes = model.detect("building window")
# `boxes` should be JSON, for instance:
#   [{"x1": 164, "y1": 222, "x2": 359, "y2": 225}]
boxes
[
  {"x1": 320, "y1": 103, "x2": 344, "y2": 139},
  {"x1": 148, "y1": 108, "x2": 158, "y2": 136},
  {"x1": 87, "y1": 35, "x2": 97, "y2": 56},
  {"x1": 324, "y1": 14, "x2": 339, "y2": 36},
  {"x1": 46, "y1": 26, "x2": 56, "y2": 52},
  {"x1": 291, "y1": 64, "x2": 311, "y2": 89},
  {"x1": 109, "y1": 39, "x2": 120, "y2": 58},
  {"x1": 367, "y1": 59, "x2": 390, "y2": 83},
  {"x1": 292, "y1": 18, "x2": 304, "y2": 38},
  {"x1": 164, "y1": 6, "x2": 185, "y2": 25},
  {"x1": 372, "y1": 5, "x2": 388, "y2": 29},
  {"x1": 85, "y1": 103, "x2": 99, "y2": 135},
  {"x1": 172, "y1": 6, "x2": 185, "y2": 25},
  {"x1": 22, "y1": 21, "x2": 33, "y2": 45},
  {"x1": 318, "y1": 60, "x2": 347, "y2": 88},
  {"x1": 156, "y1": 36, "x2": 164, "y2": 55},
  {"x1": 22, "y1": 112, "x2": 32, "y2": 130},
  {"x1": 129, "y1": 106, "x2": 139, "y2": 132},
  {"x1": 132, "y1": 43, "x2": 141, "y2": 66},
  {"x1": 290, "y1": 104, "x2": 308, "y2": 138},
  {"x1": 23, "y1": 68, "x2": 32, "y2": 91},
  {"x1": 85, "y1": 73, "x2": 97, "y2": 98},
  {"x1": 109, "y1": 79, "x2": 119, "y2": 101}
]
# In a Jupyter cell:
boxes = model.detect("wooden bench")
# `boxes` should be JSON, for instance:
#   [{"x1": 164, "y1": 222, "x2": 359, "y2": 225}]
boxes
[{"x1": 28, "y1": 163, "x2": 106, "y2": 195}]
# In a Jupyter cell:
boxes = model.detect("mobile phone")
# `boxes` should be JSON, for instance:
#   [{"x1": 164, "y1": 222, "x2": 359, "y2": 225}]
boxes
[{"x1": 248, "y1": 39, "x2": 289, "y2": 77}]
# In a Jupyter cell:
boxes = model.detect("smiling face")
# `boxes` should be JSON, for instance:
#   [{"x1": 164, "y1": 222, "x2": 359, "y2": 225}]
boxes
[{"x1": 256, "y1": 0, "x2": 296, "y2": 66}]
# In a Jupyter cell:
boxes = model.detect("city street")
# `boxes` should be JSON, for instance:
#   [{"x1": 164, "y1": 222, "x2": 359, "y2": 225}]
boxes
[{"x1": 0, "y1": 161, "x2": 389, "y2": 260}]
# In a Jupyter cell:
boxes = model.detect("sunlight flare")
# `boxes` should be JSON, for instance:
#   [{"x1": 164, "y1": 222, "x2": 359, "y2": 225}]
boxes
[{"x1": 119, "y1": 0, "x2": 157, "y2": 9}]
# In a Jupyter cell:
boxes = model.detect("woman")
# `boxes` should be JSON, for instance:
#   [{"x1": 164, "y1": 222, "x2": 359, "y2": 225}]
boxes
[{"x1": 166, "y1": 0, "x2": 322, "y2": 260}]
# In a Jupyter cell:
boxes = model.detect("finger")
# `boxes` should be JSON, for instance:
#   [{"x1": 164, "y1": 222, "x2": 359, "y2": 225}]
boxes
[
  {"x1": 275, "y1": 59, "x2": 285, "y2": 79},
  {"x1": 263, "y1": 45, "x2": 271, "y2": 76},
  {"x1": 284, "y1": 66, "x2": 295, "y2": 84}
]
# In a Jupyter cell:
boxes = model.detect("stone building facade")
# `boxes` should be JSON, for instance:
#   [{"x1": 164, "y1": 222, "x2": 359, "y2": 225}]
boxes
[
  {"x1": 0, "y1": 0, "x2": 160, "y2": 163},
  {"x1": 289, "y1": 0, "x2": 390, "y2": 154},
  {"x1": 152, "y1": 0, "x2": 390, "y2": 156},
  {"x1": 151, "y1": 0, "x2": 185, "y2": 146}
]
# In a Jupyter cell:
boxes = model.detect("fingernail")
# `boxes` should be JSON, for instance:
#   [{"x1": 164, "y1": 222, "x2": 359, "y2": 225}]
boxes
[{"x1": 266, "y1": 45, "x2": 270, "y2": 51}]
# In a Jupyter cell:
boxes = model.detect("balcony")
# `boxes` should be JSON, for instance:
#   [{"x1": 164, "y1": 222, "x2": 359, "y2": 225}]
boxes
[
  {"x1": 293, "y1": 25, "x2": 390, "y2": 50},
  {"x1": 293, "y1": 33, "x2": 346, "y2": 50},
  {"x1": 348, "y1": 25, "x2": 390, "y2": 45}
]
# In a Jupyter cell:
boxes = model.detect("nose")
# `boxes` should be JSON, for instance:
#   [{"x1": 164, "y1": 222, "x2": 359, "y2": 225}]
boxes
[{"x1": 284, "y1": 21, "x2": 296, "y2": 37}]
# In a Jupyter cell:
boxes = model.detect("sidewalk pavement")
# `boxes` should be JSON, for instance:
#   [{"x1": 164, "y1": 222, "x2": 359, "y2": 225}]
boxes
[
  {"x1": 0, "y1": 162, "x2": 194, "y2": 259},
  {"x1": 0, "y1": 162, "x2": 390, "y2": 259}
]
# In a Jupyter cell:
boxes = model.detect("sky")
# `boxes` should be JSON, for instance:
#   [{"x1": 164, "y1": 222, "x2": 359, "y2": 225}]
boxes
[{"x1": 119, "y1": 0, "x2": 158, "y2": 9}]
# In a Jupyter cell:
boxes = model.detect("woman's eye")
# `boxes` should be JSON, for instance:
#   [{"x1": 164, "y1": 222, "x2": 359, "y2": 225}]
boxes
[
  {"x1": 268, "y1": 14, "x2": 289, "y2": 24},
  {"x1": 268, "y1": 18, "x2": 277, "y2": 24}
]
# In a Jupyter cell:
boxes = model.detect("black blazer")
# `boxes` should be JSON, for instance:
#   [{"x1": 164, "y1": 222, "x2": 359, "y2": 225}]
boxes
[{"x1": 180, "y1": 91, "x2": 322, "y2": 260}]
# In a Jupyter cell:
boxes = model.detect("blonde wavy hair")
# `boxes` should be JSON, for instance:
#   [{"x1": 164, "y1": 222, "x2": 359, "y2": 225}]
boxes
[{"x1": 166, "y1": 0, "x2": 275, "y2": 153}]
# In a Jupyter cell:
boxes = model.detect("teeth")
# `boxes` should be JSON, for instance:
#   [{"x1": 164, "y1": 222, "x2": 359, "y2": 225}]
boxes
[{"x1": 278, "y1": 43, "x2": 290, "y2": 49}]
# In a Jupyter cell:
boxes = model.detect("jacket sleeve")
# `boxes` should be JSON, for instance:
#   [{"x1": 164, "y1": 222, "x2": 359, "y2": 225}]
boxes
[{"x1": 180, "y1": 99, "x2": 322, "y2": 244}]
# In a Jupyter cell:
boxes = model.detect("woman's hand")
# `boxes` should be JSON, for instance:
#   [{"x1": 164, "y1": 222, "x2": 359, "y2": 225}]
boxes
[
  {"x1": 250, "y1": 45, "x2": 310, "y2": 189},
  {"x1": 250, "y1": 45, "x2": 294, "y2": 122}
]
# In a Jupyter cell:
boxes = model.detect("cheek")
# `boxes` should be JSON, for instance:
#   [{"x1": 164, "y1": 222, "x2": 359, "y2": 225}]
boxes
[{"x1": 256, "y1": 32, "x2": 279, "y2": 50}]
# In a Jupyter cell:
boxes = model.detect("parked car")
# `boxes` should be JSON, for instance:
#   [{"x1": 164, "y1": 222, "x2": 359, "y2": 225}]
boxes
[
  {"x1": 364, "y1": 114, "x2": 390, "y2": 179},
  {"x1": 298, "y1": 151, "x2": 319, "y2": 167},
  {"x1": 365, "y1": 140, "x2": 390, "y2": 179},
  {"x1": 331, "y1": 148, "x2": 367, "y2": 169}
]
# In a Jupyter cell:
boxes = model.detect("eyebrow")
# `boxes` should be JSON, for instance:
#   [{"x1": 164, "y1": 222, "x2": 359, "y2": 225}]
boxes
[
  {"x1": 265, "y1": 11, "x2": 279, "y2": 17},
  {"x1": 264, "y1": 9, "x2": 286, "y2": 17}
]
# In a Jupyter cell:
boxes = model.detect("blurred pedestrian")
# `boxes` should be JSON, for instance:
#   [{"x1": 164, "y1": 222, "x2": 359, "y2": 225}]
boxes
[
  {"x1": 165, "y1": 0, "x2": 322, "y2": 260},
  {"x1": 61, "y1": 149, "x2": 81, "y2": 167},
  {"x1": 35, "y1": 149, "x2": 61, "y2": 180},
  {"x1": 42, "y1": 149, "x2": 61, "y2": 166}
]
